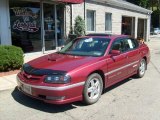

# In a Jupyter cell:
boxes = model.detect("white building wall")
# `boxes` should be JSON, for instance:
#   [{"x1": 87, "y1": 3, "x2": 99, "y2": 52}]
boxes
[
  {"x1": 85, "y1": 2, "x2": 149, "y2": 34},
  {"x1": 65, "y1": 3, "x2": 84, "y2": 36},
  {"x1": 0, "y1": 0, "x2": 11, "y2": 45},
  {"x1": 72, "y1": 3, "x2": 84, "y2": 26},
  {"x1": 70, "y1": 1, "x2": 150, "y2": 41}
]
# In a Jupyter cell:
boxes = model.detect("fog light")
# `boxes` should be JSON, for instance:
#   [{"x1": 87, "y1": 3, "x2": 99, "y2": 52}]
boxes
[{"x1": 46, "y1": 96, "x2": 65, "y2": 100}]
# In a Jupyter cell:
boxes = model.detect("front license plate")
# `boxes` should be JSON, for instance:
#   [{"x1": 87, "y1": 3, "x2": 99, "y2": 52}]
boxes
[{"x1": 21, "y1": 84, "x2": 32, "y2": 95}]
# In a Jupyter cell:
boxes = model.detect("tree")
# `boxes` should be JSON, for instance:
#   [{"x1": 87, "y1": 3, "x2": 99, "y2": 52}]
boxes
[
  {"x1": 149, "y1": 0, "x2": 160, "y2": 27},
  {"x1": 126, "y1": 0, "x2": 149, "y2": 8},
  {"x1": 127, "y1": 0, "x2": 160, "y2": 27},
  {"x1": 74, "y1": 16, "x2": 85, "y2": 37}
]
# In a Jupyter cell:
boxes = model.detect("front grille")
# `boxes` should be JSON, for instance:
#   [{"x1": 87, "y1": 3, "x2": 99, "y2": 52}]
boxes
[
  {"x1": 23, "y1": 73, "x2": 41, "y2": 81},
  {"x1": 38, "y1": 95, "x2": 46, "y2": 99}
]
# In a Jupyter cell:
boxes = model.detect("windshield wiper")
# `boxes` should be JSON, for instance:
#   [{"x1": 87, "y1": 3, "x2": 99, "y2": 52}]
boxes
[{"x1": 57, "y1": 52, "x2": 67, "y2": 55}]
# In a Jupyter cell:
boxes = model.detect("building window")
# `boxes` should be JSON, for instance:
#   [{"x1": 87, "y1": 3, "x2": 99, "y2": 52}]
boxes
[
  {"x1": 87, "y1": 10, "x2": 95, "y2": 31},
  {"x1": 105, "y1": 13, "x2": 112, "y2": 32},
  {"x1": 9, "y1": 1, "x2": 41, "y2": 53},
  {"x1": 9, "y1": 1, "x2": 65, "y2": 53}
]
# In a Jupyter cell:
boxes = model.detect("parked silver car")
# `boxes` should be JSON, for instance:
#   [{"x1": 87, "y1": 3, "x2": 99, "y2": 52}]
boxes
[{"x1": 154, "y1": 28, "x2": 160, "y2": 34}]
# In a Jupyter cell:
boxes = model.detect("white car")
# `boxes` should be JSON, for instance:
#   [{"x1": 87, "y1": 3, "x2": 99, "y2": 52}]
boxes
[{"x1": 154, "y1": 28, "x2": 160, "y2": 34}]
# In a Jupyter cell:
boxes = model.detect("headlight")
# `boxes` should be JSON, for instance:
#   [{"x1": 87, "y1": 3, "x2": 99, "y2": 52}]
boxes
[{"x1": 44, "y1": 75, "x2": 71, "y2": 84}]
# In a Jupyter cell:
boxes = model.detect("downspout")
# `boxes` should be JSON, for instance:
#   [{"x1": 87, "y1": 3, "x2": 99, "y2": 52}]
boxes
[
  {"x1": 70, "y1": 4, "x2": 73, "y2": 34},
  {"x1": 64, "y1": 4, "x2": 67, "y2": 39},
  {"x1": 84, "y1": 0, "x2": 86, "y2": 21},
  {"x1": 40, "y1": 0, "x2": 45, "y2": 53},
  {"x1": 55, "y1": 4, "x2": 58, "y2": 48}
]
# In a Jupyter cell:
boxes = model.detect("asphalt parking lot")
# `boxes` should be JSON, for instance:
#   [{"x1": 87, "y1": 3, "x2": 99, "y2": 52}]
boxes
[{"x1": 0, "y1": 35, "x2": 160, "y2": 120}]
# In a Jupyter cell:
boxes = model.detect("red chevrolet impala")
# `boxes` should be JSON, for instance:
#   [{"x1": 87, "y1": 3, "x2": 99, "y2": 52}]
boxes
[{"x1": 17, "y1": 34, "x2": 150, "y2": 105}]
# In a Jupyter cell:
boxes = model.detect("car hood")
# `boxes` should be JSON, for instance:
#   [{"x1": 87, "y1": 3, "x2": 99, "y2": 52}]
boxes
[{"x1": 28, "y1": 53, "x2": 99, "y2": 73}]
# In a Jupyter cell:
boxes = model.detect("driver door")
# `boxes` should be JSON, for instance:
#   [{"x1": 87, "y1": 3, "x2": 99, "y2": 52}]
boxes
[{"x1": 106, "y1": 38, "x2": 129, "y2": 86}]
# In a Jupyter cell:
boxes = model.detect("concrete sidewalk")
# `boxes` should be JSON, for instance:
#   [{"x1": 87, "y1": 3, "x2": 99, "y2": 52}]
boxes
[
  {"x1": 0, "y1": 50, "x2": 56, "y2": 91},
  {"x1": 0, "y1": 74, "x2": 17, "y2": 91}
]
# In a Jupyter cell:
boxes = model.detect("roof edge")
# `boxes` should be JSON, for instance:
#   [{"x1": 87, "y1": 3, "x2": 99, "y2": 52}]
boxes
[{"x1": 90, "y1": 0, "x2": 152, "y2": 14}]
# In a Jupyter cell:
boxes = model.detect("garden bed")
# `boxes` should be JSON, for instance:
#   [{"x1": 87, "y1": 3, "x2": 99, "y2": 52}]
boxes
[{"x1": 0, "y1": 70, "x2": 20, "y2": 77}]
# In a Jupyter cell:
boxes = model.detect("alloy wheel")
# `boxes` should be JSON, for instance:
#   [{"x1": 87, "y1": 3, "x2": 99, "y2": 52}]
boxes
[
  {"x1": 83, "y1": 73, "x2": 103, "y2": 105},
  {"x1": 87, "y1": 78, "x2": 101, "y2": 100}
]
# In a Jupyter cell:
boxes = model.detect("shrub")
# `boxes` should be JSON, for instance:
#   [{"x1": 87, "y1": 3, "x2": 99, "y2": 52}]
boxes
[
  {"x1": 74, "y1": 15, "x2": 85, "y2": 37},
  {"x1": 0, "y1": 45, "x2": 24, "y2": 72}
]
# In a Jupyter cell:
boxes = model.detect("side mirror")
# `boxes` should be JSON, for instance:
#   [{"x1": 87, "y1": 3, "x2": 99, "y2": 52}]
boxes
[
  {"x1": 56, "y1": 46, "x2": 64, "y2": 51},
  {"x1": 61, "y1": 46, "x2": 64, "y2": 50},
  {"x1": 110, "y1": 50, "x2": 121, "y2": 56}
]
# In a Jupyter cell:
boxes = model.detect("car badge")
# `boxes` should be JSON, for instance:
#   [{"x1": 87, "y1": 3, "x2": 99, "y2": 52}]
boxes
[{"x1": 27, "y1": 75, "x2": 32, "y2": 79}]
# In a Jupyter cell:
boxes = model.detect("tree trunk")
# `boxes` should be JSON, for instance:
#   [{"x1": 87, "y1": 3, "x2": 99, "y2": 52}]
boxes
[
  {"x1": 159, "y1": 0, "x2": 160, "y2": 27},
  {"x1": 151, "y1": 0, "x2": 153, "y2": 11}
]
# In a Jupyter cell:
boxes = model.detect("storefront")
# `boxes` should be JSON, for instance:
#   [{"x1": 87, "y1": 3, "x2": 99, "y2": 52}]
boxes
[{"x1": 0, "y1": 0, "x2": 83, "y2": 53}]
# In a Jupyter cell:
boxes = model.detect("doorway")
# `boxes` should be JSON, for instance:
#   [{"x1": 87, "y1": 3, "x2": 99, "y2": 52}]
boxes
[
  {"x1": 137, "y1": 18, "x2": 147, "y2": 40},
  {"x1": 43, "y1": 3, "x2": 56, "y2": 50},
  {"x1": 43, "y1": 3, "x2": 65, "y2": 51},
  {"x1": 122, "y1": 16, "x2": 135, "y2": 37}
]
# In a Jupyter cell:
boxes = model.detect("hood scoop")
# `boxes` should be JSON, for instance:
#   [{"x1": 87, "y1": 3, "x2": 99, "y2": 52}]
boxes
[{"x1": 48, "y1": 54, "x2": 64, "y2": 61}]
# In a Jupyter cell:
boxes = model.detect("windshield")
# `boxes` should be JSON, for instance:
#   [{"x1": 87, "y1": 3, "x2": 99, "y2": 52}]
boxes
[{"x1": 58, "y1": 37, "x2": 110, "y2": 57}]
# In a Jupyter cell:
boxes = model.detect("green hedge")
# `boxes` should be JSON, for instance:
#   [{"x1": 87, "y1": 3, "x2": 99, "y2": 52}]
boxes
[{"x1": 0, "y1": 45, "x2": 24, "y2": 72}]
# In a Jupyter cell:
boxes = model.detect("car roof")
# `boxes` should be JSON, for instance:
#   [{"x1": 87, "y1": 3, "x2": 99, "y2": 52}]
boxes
[
  {"x1": 84, "y1": 33, "x2": 129, "y2": 39},
  {"x1": 86, "y1": 33, "x2": 113, "y2": 37}
]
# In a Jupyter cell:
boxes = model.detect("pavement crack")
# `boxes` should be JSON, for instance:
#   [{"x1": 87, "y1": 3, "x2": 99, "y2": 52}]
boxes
[
  {"x1": 150, "y1": 60, "x2": 160, "y2": 74},
  {"x1": 63, "y1": 111, "x2": 80, "y2": 120}
]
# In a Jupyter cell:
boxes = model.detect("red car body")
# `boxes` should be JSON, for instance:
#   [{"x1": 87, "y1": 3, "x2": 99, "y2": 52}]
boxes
[{"x1": 17, "y1": 35, "x2": 150, "y2": 104}]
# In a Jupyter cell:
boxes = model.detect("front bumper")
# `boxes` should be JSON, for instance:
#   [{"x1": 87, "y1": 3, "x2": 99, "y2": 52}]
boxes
[{"x1": 16, "y1": 75, "x2": 84, "y2": 104}]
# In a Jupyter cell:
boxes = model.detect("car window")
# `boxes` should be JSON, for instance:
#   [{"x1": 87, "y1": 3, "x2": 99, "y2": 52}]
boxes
[
  {"x1": 123, "y1": 38, "x2": 138, "y2": 51},
  {"x1": 111, "y1": 39, "x2": 123, "y2": 52},
  {"x1": 111, "y1": 38, "x2": 138, "y2": 54}
]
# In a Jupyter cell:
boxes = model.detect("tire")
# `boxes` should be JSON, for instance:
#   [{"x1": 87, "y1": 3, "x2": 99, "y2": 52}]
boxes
[
  {"x1": 136, "y1": 58, "x2": 146, "y2": 78},
  {"x1": 83, "y1": 73, "x2": 103, "y2": 105}
]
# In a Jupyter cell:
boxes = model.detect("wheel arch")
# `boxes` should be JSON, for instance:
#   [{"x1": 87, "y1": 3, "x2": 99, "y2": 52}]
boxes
[
  {"x1": 88, "y1": 70, "x2": 106, "y2": 90},
  {"x1": 142, "y1": 56, "x2": 147, "y2": 70}
]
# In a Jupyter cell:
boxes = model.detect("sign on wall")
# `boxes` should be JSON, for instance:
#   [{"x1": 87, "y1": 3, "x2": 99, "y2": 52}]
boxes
[{"x1": 11, "y1": 7, "x2": 40, "y2": 32}]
